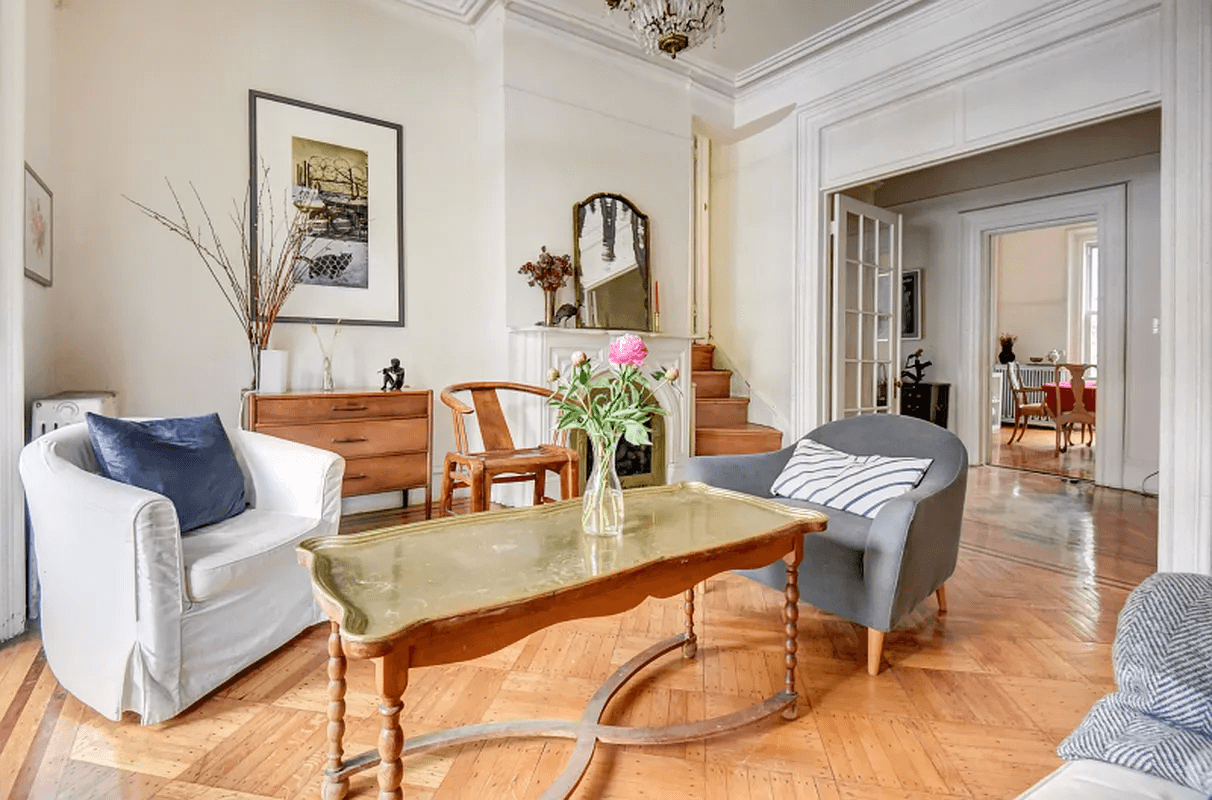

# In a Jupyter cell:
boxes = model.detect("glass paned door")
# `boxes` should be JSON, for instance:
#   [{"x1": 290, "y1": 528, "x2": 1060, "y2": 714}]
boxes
[{"x1": 831, "y1": 194, "x2": 902, "y2": 420}]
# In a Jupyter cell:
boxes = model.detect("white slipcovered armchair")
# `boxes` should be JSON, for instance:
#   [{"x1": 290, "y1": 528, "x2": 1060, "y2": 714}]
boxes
[{"x1": 19, "y1": 421, "x2": 344, "y2": 724}]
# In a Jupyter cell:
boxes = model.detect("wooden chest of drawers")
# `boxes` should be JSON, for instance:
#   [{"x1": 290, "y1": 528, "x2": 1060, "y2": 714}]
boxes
[{"x1": 246, "y1": 389, "x2": 433, "y2": 517}]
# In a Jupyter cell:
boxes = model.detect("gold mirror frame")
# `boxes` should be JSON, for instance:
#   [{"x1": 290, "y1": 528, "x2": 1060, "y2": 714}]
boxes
[{"x1": 572, "y1": 193, "x2": 651, "y2": 330}]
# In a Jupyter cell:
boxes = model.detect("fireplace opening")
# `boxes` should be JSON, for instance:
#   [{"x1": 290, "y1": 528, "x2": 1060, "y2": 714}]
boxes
[{"x1": 569, "y1": 388, "x2": 666, "y2": 490}]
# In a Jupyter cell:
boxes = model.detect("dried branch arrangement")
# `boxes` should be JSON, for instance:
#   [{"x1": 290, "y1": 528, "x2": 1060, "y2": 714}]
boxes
[
  {"x1": 518, "y1": 246, "x2": 573, "y2": 291},
  {"x1": 125, "y1": 165, "x2": 316, "y2": 388}
]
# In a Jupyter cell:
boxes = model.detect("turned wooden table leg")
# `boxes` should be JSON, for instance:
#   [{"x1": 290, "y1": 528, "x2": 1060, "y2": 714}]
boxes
[
  {"x1": 782, "y1": 545, "x2": 802, "y2": 721},
  {"x1": 322, "y1": 622, "x2": 349, "y2": 800},
  {"x1": 375, "y1": 652, "x2": 409, "y2": 800},
  {"x1": 682, "y1": 586, "x2": 697, "y2": 659}
]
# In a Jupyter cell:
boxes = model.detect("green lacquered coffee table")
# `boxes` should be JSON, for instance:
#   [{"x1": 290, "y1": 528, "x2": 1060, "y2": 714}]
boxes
[{"x1": 297, "y1": 481, "x2": 828, "y2": 799}]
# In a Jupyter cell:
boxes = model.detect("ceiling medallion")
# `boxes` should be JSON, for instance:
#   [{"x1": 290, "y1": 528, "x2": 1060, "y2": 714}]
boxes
[{"x1": 605, "y1": 0, "x2": 725, "y2": 59}]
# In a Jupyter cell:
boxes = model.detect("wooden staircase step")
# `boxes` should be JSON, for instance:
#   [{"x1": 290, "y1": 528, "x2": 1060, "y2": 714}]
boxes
[
  {"x1": 695, "y1": 424, "x2": 784, "y2": 456},
  {"x1": 691, "y1": 342, "x2": 716, "y2": 371},
  {"x1": 696, "y1": 397, "x2": 750, "y2": 428},
  {"x1": 692, "y1": 370, "x2": 731, "y2": 398}
]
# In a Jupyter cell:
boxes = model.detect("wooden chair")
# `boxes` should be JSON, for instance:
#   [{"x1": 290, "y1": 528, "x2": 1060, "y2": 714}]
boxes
[
  {"x1": 1050, "y1": 363, "x2": 1096, "y2": 454},
  {"x1": 1005, "y1": 361, "x2": 1052, "y2": 444},
  {"x1": 438, "y1": 382, "x2": 580, "y2": 516}
]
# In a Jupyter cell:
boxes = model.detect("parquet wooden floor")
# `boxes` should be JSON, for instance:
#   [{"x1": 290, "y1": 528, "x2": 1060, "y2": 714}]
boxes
[
  {"x1": 0, "y1": 467, "x2": 1157, "y2": 800},
  {"x1": 990, "y1": 424, "x2": 1094, "y2": 482}
]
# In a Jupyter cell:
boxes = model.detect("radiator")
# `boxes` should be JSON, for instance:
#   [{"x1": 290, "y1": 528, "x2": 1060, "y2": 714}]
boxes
[
  {"x1": 30, "y1": 391, "x2": 117, "y2": 439},
  {"x1": 992, "y1": 364, "x2": 1056, "y2": 426}
]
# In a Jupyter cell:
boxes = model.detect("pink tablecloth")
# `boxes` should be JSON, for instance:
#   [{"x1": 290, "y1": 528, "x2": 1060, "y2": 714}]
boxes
[{"x1": 1042, "y1": 382, "x2": 1096, "y2": 415}]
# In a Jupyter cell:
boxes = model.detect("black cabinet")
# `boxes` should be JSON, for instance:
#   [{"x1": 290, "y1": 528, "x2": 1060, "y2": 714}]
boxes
[{"x1": 900, "y1": 382, "x2": 950, "y2": 428}]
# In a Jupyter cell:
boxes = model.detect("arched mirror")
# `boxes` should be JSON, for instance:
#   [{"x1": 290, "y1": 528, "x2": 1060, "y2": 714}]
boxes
[{"x1": 573, "y1": 193, "x2": 650, "y2": 330}]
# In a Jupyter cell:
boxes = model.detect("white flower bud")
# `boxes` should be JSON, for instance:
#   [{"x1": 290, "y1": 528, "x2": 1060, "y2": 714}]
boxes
[{"x1": 571, "y1": 351, "x2": 589, "y2": 367}]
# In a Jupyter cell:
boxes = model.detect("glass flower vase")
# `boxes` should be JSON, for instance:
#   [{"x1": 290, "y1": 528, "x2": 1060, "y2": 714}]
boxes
[{"x1": 582, "y1": 433, "x2": 624, "y2": 536}]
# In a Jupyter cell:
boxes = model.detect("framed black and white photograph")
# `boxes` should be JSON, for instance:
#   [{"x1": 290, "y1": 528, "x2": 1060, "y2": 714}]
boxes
[
  {"x1": 901, "y1": 269, "x2": 922, "y2": 340},
  {"x1": 24, "y1": 163, "x2": 52, "y2": 287},
  {"x1": 249, "y1": 90, "x2": 404, "y2": 326}
]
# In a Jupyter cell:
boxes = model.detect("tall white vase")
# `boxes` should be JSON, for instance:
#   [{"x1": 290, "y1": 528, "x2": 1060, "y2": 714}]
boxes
[{"x1": 258, "y1": 349, "x2": 288, "y2": 394}]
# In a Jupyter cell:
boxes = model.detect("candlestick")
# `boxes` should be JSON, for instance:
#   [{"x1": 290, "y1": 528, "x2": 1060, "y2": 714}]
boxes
[{"x1": 654, "y1": 281, "x2": 660, "y2": 315}]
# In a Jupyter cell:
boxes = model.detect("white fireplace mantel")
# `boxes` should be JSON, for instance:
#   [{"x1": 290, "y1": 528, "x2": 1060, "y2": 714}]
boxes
[{"x1": 509, "y1": 327, "x2": 695, "y2": 496}]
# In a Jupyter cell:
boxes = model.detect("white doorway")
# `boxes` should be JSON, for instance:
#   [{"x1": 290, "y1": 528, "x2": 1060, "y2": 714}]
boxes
[
  {"x1": 959, "y1": 185, "x2": 1127, "y2": 489},
  {"x1": 989, "y1": 222, "x2": 1100, "y2": 481}
]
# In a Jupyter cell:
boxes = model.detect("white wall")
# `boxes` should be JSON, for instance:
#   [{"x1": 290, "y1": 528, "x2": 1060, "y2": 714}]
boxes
[
  {"x1": 43, "y1": 0, "x2": 709, "y2": 511},
  {"x1": 709, "y1": 117, "x2": 796, "y2": 431},
  {"x1": 995, "y1": 226, "x2": 1072, "y2": 364},
  {"x1": 891, "y1": 155, "x2": 1161, "y2": 486},
  {"x1": 499, "y1": 14, "x2": 708, "y2": 337},
  {"x1": 24, "y1": 0, "x2": 54, "y2": 421},
  {"x1": 44, "y1": 0, "x2": 500, "y2": 511}
]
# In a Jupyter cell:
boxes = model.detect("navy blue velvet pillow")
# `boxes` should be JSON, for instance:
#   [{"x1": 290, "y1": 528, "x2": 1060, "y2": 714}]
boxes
[{"x1": 85, "y1": 412, "x2": 247, "y2": 533}]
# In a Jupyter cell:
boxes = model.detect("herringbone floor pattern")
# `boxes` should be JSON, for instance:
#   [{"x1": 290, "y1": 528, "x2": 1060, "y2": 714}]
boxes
[{"x1": 0, "y1": 467, "x2": 1157, "y2": 800}]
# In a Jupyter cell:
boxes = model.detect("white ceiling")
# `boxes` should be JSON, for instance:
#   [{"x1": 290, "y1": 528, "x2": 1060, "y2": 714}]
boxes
[{"x1": 557, "y1": 0, "x2": 886, "y2": 74}]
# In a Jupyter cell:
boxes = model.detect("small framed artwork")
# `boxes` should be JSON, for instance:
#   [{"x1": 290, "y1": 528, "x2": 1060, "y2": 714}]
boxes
[
  {"x1": 249, "y1": 91, "x2": 405, "y2": 326},
  {"x1": 901, "y1": 269, "x2": 922, "y2": 340},
  {"x1": 24, "y1": 164, "x2": 52, "y2": 287}
]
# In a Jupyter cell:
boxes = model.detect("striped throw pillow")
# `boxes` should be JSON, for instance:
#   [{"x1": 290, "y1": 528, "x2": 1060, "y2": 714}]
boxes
[
  {"x1": 769, "y1": 438, "x2": 857, "y2": 500},
  {"x1": 771, "y1": 438, "x2": 933, "y2": 519}
]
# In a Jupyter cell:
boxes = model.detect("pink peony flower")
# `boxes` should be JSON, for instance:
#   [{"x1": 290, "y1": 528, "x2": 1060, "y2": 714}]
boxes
[{"x1": 609, "y1": 334, "x2": 647, "y2": 368}]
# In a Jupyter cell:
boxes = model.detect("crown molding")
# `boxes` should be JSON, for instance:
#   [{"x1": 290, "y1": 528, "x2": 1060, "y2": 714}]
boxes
[
  {"x1": 502, "y1": 0, "x2": 737, "y2": 98},
  {"x1": 386, "y1": 0, "x2": 938, "y2": 101},
  {"x1": 735, "y1": 0, "x2": 925, "y2": 91},
  {"x1": 392, "y1": 0, "x2": 495, "y2": 23}
]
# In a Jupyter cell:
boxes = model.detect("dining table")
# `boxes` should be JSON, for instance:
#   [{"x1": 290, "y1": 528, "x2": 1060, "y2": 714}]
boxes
[{"x1": 1042, "y1": 381, "x2": 1097, "y2": 415}]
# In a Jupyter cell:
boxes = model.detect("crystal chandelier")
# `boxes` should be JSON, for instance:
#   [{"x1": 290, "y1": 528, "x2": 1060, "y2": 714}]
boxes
[{"x1": 605, "y1": 0, "x2": 725, "y2": 59}]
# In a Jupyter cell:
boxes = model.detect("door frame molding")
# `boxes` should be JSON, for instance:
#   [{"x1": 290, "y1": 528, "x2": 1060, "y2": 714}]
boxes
[
  {"x1": 788, "y1": 1, "x2": 1161, "y2": 442},
  {"x1": 0, "y1": 0, "x2": 26, "y2": 641},
  {"x1": 958, "y1": 185, "x2": 1127, "y2": 487}
]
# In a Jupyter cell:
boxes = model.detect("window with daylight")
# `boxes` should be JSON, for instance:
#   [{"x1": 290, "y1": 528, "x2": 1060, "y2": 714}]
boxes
[{"x1": 1082, "y1": 240, "x2": 1099, "y2": 365}]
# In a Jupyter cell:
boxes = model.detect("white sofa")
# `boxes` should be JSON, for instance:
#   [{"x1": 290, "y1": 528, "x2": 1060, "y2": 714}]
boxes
[
  {"x1": 20, "y1": 421, "x2": 344, "y2": 724},
  {"x1": 1017, "y1": 760, "x2": 1206, "y2": 799}
]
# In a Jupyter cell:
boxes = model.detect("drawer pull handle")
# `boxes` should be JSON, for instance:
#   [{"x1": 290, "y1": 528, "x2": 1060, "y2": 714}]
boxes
[
  {"x1": 333, "y1": 437, "x2": 369, "y2": 444},
  {"x1": 333, "y1": 405, "x2": 369, "y2": 412},
  {"x1": 346, "y1": 473, "x2": 369, "y2": 481}
]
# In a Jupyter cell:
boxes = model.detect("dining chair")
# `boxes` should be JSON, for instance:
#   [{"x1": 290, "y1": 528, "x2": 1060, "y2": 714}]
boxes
[
  {"x1": 438, "y1": 381, "x2": 580, "y2": 516},
  {"x1": 1005, "y1": 361, "x2": 1052, "y2": 444},
  {"x1": 1049, "y1": 363, "x2": 1096, "y2": 453}
]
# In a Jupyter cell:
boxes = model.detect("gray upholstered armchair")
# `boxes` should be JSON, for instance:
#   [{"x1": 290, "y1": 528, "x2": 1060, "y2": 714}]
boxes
[{"x1": 684, "y1": 414, "x2": 969, "y2": 675}]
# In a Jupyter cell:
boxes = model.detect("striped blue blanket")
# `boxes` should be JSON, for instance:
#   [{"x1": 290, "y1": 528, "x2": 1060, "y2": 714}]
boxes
[{"x1": 1059, "y1": 572, "x2": 1212, "y2": 793}]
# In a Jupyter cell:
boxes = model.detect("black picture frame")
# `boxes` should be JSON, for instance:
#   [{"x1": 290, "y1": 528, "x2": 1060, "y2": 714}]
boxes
[
  {"x1": 902, "y1": 269, "x2": 922, "y2": 340},
  {"x1": 249, "y1": 90, "x2": 405, "y2": 327},
  {"x1": 24, "y1": 163, "x2": 52, "y2": 287}
]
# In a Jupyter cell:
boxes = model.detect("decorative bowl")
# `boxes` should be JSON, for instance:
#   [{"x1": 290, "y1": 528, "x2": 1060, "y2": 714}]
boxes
[{"x1": 1029, "y1": 357, "x2": 1044, "y2": 363}]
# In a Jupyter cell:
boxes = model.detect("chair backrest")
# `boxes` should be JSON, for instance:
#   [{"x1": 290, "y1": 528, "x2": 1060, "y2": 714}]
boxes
[
  {"x1": 440, "y1": 381, "x2": 560, "y2": 454},
  {"x1": 25, "y1": 418, "x2": 257, "y2": 499},
  {"x1": 1053, "y1": 363, "x2": 1096, "y2": 420},
  {"x1": 808, "y1": 413, "x2": 968, "y2": 495},
  {"x1": 29, "y1": 421, "x2": 101, "y2": 475},
  {"x1": 1005, "y1": 361, "x2": 1025, "y2": 393}
]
